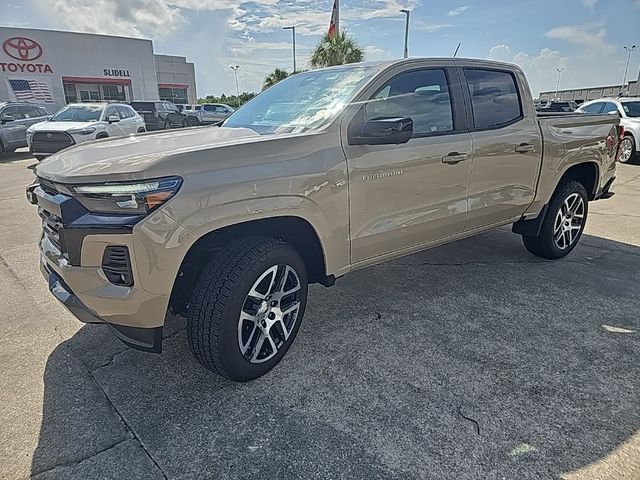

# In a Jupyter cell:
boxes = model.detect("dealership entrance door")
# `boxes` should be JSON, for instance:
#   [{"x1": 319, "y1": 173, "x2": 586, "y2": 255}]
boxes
[
  {"x1": 78, "y1": 84, "x2": 100, "y2": 102},
  {"x1": 62, "y1": 77, "x2": 132, "y2": 104}
]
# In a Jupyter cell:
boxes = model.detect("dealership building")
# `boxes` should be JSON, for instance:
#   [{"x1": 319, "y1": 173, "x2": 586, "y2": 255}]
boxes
[
  {"x1": 0, "y1": 27, "x2": 197, "y2": 112},
  {"x1": 539, "y1": 79, "x2": 639, "y2": 104}
]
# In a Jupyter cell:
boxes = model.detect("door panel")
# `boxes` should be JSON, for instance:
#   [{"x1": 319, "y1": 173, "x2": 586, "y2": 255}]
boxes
[
  {"x1": 343, "y1": 65, "x2": 472, "y2": 263},
  {"x1": 346, "y1": 134, "x2": 472, "y2": 262},
  {"x1": 462, "y1": 67, "x2": 542, "y2": 230},
  {"x1": 1, "y1": 106, "x2": 25, "y2": 145}
]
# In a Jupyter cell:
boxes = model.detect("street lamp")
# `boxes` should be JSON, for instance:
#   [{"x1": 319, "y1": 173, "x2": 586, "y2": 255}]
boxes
[
  {"x1": 399, "y1": 9, "x2": 410, "y2": 59},
  {"x1": 283, "y1": 26, "x2": 297, "y2": 73},
  {"x1": 230, "y1": 65, "x2": 240, "y2": 106},
  {"x1": 554, "y1": 67, "x2": 566, "y2": 100},
  {"x1": 622, "y1": 44, "x2": 637, "y2": 94}
]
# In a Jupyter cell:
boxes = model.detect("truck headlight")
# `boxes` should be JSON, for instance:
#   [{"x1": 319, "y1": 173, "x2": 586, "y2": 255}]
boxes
[{"x1": 70, "y1": 177, "x2": 182, "y2": 215}]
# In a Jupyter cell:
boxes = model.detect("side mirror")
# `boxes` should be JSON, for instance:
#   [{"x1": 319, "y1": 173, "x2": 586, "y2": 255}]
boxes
[
  {"x1": 1, "y1": 114, "x2": 16, "y2": 124},
  {"x1": 107, "y1": 115, "x2": 120, "y2": 123},
  {"x1": 351, "y1": 117, "x2": 414, "y2": 145}
]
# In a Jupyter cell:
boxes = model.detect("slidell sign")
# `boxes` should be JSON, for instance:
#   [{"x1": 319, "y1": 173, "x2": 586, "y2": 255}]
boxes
[{"x1": 1, "y1": 37, "x2": 53, "y2": 74}]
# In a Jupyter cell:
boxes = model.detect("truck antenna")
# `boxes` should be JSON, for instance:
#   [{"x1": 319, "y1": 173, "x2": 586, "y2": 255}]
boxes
[{"x1": 453, "y1": 43, "x2": 461, "y2": 58}]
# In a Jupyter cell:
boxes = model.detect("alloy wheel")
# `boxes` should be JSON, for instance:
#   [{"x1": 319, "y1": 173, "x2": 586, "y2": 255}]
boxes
[
  {"x1": 553, "y1": 193, "x2": 585, "y2": 250},
  {"x1": 238, "y1": 264, "x2": 302, "y2": 364},
  {"x1": 619, "y1": 138, "x2": 633, "y2": 163}
]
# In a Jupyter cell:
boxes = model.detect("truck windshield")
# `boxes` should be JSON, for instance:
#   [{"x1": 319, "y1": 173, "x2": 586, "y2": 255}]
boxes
[
  {"x1": 223, "y1": 65, "x2": 379, "y2": 134},
  {"x1": 51, "y1": 105, "x2": 103, "y2": 122},
  {"x1": 622, "y1": 101, "x2": 640, "y2": 118}
]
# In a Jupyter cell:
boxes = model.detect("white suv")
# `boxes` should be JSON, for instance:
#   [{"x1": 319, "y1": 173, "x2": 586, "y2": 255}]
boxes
[
  {"x1": 28, "y1": 102, "x2": 146, "y2": 161},
  {"x1": 577, "y1": 97, "x2": 640, "y2": 163}
]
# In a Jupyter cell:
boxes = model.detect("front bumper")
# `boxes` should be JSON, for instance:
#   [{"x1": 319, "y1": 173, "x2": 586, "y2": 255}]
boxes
[
  {"x1": 42, "y1": 263, "x2": 163, "y2": 352},
  {"x1": 27, "y1": 181, "x2": 187, "y2": 353}
]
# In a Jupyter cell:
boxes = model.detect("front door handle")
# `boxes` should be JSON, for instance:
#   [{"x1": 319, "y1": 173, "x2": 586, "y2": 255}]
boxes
[
  {"x1": 441, "y1": 152, "x2": 469, "y2": 165},
  {"x1": 515, "y1": 143, "x2": 535, "y2": 153}
]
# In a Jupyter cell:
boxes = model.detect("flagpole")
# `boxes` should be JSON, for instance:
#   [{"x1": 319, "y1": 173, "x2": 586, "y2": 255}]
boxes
[{"x1": 335, "y1": 0, "x2": 339, "y2": 33}]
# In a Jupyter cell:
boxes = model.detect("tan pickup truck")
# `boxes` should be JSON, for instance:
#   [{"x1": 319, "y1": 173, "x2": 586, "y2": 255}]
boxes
[{"x1": 28, "y1": 59, "x2": 621, "y2": 381}]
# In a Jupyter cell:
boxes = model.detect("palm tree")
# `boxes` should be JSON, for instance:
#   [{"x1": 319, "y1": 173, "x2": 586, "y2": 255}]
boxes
[
  {"x1": 310, "y1": 31, "x2": 365, "y2": 69},
  {"x1": 262, "y1": 68, "x2": 290, "y2": 91}
]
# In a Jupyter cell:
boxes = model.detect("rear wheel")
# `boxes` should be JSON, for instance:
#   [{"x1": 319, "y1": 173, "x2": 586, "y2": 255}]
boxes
[
  {"x1": 137, "y1": 127, "x2": 146, "y2": 133},
  {"x1": 522, "y1": 180, "x2": 588, "y2": 259},
  {"x1": 187, "y1": 237, "x2": 308, "y2": 381},
  {"x1": 618, "y1": 135, "x2": 636, "y2": 164}
]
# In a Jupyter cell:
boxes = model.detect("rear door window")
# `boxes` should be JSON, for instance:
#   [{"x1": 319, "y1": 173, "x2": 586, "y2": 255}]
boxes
[
  {"x1": 465, "y1": 68, "x2": 522, "y2": 129},
  {"x1": 18, "y1": 105, "x2": 40, "y2": 118},
  {"x1": 601, "y1": 102, "x2": 619, "y2": 114},
  {"x1": 584, "y1": 102, "x2": 604, "y2": 114},
  {"x1": 1, "y1": 106, "x2": 23, "y2": 120}
]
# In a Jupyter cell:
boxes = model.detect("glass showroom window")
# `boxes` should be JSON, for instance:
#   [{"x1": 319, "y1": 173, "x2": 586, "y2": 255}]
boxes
[
  {"x1": 159, "y1": 87, "x2": 188, "y2": 105},
  {"x1": 63, "y1": 82, "x2": 77, "y2": 104},
  {"x1": 102, "y1": 85, "x2": 127, "y2": 101}
]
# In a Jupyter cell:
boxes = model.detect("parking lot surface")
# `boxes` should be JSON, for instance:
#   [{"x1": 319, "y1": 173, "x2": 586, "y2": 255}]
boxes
[{"x1": 1, "y1": 150, "x2": 639, "y2": 479}]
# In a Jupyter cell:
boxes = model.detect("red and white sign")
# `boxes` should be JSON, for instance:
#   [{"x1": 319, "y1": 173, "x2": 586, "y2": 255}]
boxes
[{"x1": 1, "y1": 36, "x2": 53, "y2": 74}]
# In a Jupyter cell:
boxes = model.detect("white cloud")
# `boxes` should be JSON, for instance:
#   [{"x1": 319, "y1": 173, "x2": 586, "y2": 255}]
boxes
[
  {"x1": 40, "y1": 0, "x2": 186, "y2": 37},
  {"x1": 582, "y1": 0, "x2": 598, "y2": 8},
  {"x1": 448, "y1": 6, "x2": 469, "y2": 16},
  {"x1": 545, "y1": 24, "x2": 615, "y2": 53},
  {"x1": 364, "y1": 45, "x2": 386, "y2": 54},
  {"x1": 413, "y1": 20, "x2": 452, "y2": 32}
]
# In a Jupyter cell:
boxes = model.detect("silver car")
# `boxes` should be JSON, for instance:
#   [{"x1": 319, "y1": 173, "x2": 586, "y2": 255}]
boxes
[
  {"x1": 199, "y1": 103, "x2": 235, "y2": 125},
  {"x1": 0, "y1": 102, "x2": 50, "y2": 155}
]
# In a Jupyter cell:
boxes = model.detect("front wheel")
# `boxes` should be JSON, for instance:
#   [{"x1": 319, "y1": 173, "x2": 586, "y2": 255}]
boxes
[
  {"x1": 187, "y1": 237, "x2": 308, "y2": 381},
  {"x1": 522, "y1": 179, "x2": 588, "y2": 259}
]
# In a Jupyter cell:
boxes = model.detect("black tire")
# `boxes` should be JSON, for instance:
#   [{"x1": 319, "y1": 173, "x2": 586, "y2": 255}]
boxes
[
  {"x1": 182, "y1": 118, "x2": 189, "y2": 128},
  {"x1": 137, "y1": 127, "x2": 146, "y2": 133},
  {"x1": 618, "y1": 135, "x2": 636, "y2": 164},
  {"x1": 188, "y1": 117, "x2": 200, "y2": 127},
  {"x1": 95, "y1": 133, "x2": 109, "y2": 140},
  {"x1": 187, "y1": 237, "x2": 308, "y2": 381},
  {"x1": 522, "y1": 179, "x2": 588, "y2": 259}
]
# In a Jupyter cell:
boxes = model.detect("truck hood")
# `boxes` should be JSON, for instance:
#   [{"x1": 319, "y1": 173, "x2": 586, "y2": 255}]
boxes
[
  {"x1": 35, "y1": 126, "x2": 262, "y2": 184},
  {"x1": 29, "y1": 121, "x2": 104, "y2": 133}
]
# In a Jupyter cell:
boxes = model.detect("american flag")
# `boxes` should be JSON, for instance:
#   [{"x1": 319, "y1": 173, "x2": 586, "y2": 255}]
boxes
[{"x1": 8, "y1": 79, "x2": 54, "y2": 103}]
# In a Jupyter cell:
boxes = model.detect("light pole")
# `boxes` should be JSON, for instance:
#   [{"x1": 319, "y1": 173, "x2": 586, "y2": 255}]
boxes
[
  {"x1": 622, "y1": 44, "x2": 637, "y2": 94},
  {"x1": 554, "y1": 67, "x2": 566, "y2": 100},
  {"x1": 400, "y1": 9, "x2": 410, "y2": 59},
  {"x1": 283, "y1": 26, "x2": 297, "y2": 73},
  {"x1": 230, "y1": 65, "x2": 240, "y2": 106}
]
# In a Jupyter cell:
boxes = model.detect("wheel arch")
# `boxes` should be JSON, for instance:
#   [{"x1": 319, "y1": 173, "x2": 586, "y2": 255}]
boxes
[
  {"x1": 168, "y1": 215, "x2": 331, "y2": 315},
  {"x1": 558, "y1": 161, "x2": 599, "y2": 201}
]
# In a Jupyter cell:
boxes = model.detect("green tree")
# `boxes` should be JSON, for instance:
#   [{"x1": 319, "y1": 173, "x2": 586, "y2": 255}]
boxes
[
  {"x1": 309, "y1": 31, "x2": 365, "y2": 69},
  {"x1": 262, "y1": 68, "x2": 289, "y2": 91}
]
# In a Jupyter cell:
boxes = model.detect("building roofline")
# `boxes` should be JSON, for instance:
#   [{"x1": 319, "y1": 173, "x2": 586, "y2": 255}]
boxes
[{"x1": 0, "y1": 25, "x2": 153, "y2": 44}]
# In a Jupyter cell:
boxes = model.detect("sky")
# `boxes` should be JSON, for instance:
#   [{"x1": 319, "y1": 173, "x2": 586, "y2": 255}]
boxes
[{"x1": 1, "y1": 0, "x2": 640, "y2": 97}]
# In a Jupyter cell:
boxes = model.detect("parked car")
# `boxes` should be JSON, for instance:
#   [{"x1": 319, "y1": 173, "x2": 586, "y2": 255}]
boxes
[
  {"x1": 27, "y1": 103, "x2": 145, "y2": 161},
  {"x1": 177, "y1": 104, "x2": 203, "y2": 126},
  {"x1": 577, "y1": 97, "x2": 640, "y2": 163},
  {"x1": 537, "y1": 101, "x2": 578, "y2": 112},
  {"x1": 28, "y1": 59, "x2": 621, "y2": 381},
  {"x1": 199, "y1": 103, "x2": 235, "y2": 125},
  {"x1": 129, "y1": 101, "x2": 189, "y2": 131},
  {"x1": 0, "y1": 102, "x2": 50, "y2": 155}
]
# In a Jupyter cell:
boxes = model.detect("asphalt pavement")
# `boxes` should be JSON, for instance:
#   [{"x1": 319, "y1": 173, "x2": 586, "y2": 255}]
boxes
[{"x1": 1, "y1": 150, "x2": 639, "y2": 479}]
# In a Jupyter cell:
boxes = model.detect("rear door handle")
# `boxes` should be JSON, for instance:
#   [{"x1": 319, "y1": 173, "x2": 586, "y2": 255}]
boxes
[
  {"x1": 441, "y1": 152, "x2": 470, "y2": 165},
  {"x1": 515, "y1": 143, "x2": 535, "y2": 153}
]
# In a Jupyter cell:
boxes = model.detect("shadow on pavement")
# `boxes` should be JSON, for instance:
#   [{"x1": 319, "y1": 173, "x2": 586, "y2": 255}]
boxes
[
  {"x1": 0, "y1": 151, "x2": 34, "y2": 163},
  {"x1": 31, "y1": 230, "x2": 640, "y2": 479}
]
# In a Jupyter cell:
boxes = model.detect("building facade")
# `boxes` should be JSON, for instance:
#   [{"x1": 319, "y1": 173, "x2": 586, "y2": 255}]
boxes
[
  {"x1": 0, "y1": 27, "x2": 197, "y2": 112},
  {"x1": 539, "y1": 80, "x2": 639, "y2": 104}
]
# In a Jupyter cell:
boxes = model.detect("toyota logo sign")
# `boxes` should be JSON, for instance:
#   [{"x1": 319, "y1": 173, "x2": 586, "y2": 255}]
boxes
[{"x1": 2, "y1": 37, "x2": 43, "y2": 62}]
